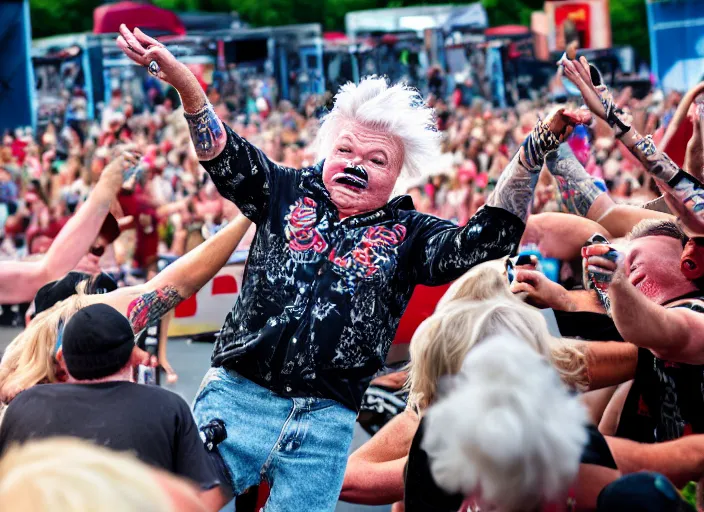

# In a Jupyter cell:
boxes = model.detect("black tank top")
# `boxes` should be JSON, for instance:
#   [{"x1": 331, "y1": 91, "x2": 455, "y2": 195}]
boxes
[{"x1": 616, "y1": 298, "x2": 704, "y2": 443}]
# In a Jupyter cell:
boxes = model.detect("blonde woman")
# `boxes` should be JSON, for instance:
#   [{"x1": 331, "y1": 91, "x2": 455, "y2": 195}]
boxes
[
  {"x1": 0, "y1": 437, "x2": 206, "y2": 512},
  {"x1": 340, "y1": 261, "x2": 591, "y2": 507},
  {"x1": 403, "y1": 299, "x2": 618, "y2": 512},
  {"x1": 405, "y1": 298, "x2": 586, "y2": 413},
  {"x1": 0, "y1": 214, "x2": 251, "y2": 405},
  {"x1": 421, "y1": 334, "x2": 589, "y2": 512}
]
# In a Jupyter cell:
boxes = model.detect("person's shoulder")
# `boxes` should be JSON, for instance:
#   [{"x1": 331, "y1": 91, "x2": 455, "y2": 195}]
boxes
[
  {"x1": 12, "y1": 382, "x2": 63, "y2": 399},
  {"x1": 5, "y1": 383, "x2": 61, "y2": 412},
  {"x1": 126, "y1": 383, "x2": 191, "y2": 410}
]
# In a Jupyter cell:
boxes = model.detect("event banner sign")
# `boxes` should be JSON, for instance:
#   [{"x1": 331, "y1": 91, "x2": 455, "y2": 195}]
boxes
[
  {"x1": 647, "y1": 0, "x2": 704, "y2": 91},
  {"x1": 0, "y1": 0, "x2": 35, "y2": 133}
]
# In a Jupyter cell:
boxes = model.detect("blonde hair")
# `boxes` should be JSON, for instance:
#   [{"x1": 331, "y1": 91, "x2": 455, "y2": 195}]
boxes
[
  {"x1": 0, "y1": 286, "x2": 87, "y2": 403},
  {"x1": 422, "y1": 335, "x2": 588, "y2": 512},
  {"x1": 315, "y1": 76, "x2": 442, "y2": 179},
  {"x1": 436, "y1": 258, "x2": 514, "y2": 310},
  {"x1": 0, "y1": 438, "x2": 174, "y2": 512},
  {"x1": 406, "y1": 298, "x2": 586, "y2": 412}
]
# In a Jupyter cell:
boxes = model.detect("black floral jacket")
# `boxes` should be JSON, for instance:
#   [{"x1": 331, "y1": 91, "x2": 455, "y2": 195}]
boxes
[{"x1": 201, "y1": 125, "x2": 525, "y2": 410}]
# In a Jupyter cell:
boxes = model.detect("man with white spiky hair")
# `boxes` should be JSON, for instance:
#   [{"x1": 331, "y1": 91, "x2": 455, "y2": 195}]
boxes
[{"x1": 118, "y1": 25, "x2": 591, "y2": 510}]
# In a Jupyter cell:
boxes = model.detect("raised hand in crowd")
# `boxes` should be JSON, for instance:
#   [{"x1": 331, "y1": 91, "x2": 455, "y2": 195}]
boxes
[
  {"x1": 486, "y1": 106, "x2": 591, "y2": 222},
  {"x1": 510, "y1": 268, "x2": 577, "y2": 311},
  {"x1": 0, "y1": 148, "x2": 141, "y2": 305},
  {"x1": 117, "y1": 25, "x2": 227, "y2": 161},
  {"x1": 562, "y1": 54, "x2": 704, "y2": 230}
]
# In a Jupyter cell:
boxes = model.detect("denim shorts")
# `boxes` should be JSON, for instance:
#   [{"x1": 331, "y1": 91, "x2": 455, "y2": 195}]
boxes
[{"x1": 193, "y1": 367, "x2": 356, "y2": 512}]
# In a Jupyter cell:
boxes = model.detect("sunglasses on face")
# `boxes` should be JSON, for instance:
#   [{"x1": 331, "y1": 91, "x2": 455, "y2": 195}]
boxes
[{"x1": 90, "y1": 245, "x2": 105, "y2": 257}]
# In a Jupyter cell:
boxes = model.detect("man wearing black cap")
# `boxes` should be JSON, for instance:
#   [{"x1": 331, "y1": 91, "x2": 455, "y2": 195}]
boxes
[
  {"x1": 30, "y1": 271, "x2": 117, "y2": 321},
  {"x1": 0, "y1": 303, "x2": 220, "y2": 502}
]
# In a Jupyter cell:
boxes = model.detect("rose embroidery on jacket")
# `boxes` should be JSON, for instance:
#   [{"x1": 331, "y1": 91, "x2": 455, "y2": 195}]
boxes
[
  {"x1": 285, "y1": 197, "x2": 328, "y2": 253},
  {"x1": 333, "y1": 224, "x2": 407, "y2": 278}
]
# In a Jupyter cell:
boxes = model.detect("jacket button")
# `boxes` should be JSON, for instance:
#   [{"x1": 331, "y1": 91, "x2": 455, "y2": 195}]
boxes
[{"x1": 285, "y1": 385, "x2": 292, "y2": 393}]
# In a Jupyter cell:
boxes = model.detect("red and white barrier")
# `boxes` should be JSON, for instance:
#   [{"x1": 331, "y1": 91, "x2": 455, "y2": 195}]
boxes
[{"x1": 168, "y1": 263, "x2": 245, "y2": 337}]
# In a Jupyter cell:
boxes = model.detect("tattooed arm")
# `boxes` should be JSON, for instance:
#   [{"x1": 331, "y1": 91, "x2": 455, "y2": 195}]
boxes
[
  {"x1": 486, "y1": 108, "x2": 591, "y2": 222},
  {"x1": 545, "y1": 144, "x2": 673, "y2": 237},
  {"x1": 0, "y1": 150, "x2": 139, "y2": 305},
  {"x1": 562, "y1": 56, "x2": 704, "y2": 225},
  {"x1": 116, "y1": 25, "x2": 282, "y2": 224},
  {"x1": 116, "y1": 25, "x2": 225, "y2": 161},
  {"x1": 546, "y1": 144, "x2": 608, "y2": 218},
  {"x1": 92, "y1": 215, "x2": 252, "y2": 333}
]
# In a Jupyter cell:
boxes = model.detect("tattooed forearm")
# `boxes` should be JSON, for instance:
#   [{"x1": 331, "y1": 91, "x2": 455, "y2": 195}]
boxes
[
  {"x1": 627, "y1": 133, "x2": 679, "y2": 182},
  {"x1": 488, "y1": 121, "x2": 559, "y2": 221},
  {"x1": 127, "y1": 286, "x2": 184, "y2": 333},
  {"x1": 595, "y1": 85, "x2": 631, "y2": 138},
  {"x1": 546, "y1": 145, "x2": 607, "y2": 217},
  {"x1": 184, "y1": 102, "x2": 227, "y2": 161},
  {"x1": 671, "y1": 172, "x2": 704, "y2": 216},
  {"x1": 487, "y1": 153, "x2": 539, "y2": 222},
  {"x1": 518, "y1": 121, "x2": 560, "y2": 171}
]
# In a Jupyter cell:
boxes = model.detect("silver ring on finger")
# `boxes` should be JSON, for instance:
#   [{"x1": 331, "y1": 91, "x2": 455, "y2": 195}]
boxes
[{"x1": 148, "y1": 60, "x2": 161, "y2": 77}]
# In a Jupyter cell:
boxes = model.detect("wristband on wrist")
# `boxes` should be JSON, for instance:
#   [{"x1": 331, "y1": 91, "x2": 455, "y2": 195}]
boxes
[{"x1": 520, "y1": 121, "x2": 560, "y2": 171}]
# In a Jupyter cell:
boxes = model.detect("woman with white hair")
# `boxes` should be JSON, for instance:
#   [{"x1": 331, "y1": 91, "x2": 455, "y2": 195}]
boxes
[
  {"x1": 404, "y1": 299, "x2": 619, "y2": 512},
  {"x1": 117, "y1": 25, "x2": 591, "y2": 510},
  {"x1": 421, "y1": 334, "x2": 588, "y2": 512},
  {"x1": 419, "y1": 332, "x2": 698, "y2": 512}
]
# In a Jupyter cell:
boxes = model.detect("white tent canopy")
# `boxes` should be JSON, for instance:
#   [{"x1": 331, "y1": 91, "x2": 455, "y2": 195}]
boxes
[{"x1": 345, "y1": 3, "x2": 488, "y2": 38}]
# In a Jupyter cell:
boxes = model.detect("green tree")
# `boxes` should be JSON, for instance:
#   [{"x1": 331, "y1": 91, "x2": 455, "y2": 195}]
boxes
[
  {"x1": 610, "y1": 0, "x2": 650, "y2": 61},
  {"x1": 30, "y1": 0, "x2": 103, "y2": 39},
  {"x1": 481, "y1": 0, "x2": 543, "y2": 27}
]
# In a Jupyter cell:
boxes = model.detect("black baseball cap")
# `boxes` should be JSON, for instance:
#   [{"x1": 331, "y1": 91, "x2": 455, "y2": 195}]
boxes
[
  {"x1": 33, "y1": 272, "x2": 117, "y2": 318},
  {"x1": 62, "y1": 304, "x2": 135, "y2": 380}
]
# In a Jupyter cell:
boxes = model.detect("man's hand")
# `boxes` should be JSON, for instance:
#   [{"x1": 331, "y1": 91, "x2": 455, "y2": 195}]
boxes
[
  {"x1": 116, "y1": 25, "x2": 184, "y2": 88},
  {"x1": 370, "y1": 371, "x2": 408, "y2": 390},
  {"x1": 510, "y1": 269, "x2": 574, "y2": 310},
  {"x1": 96, "y1": 146, "x2": 142, "y2": 200},
  {"x1": 560, "y1": 55, "x2": 608, "y2": 122},
  {"x1": 545, "y1": 106, "x2": 592, "y2": 142},
  {"x1": 581, "y1": 243, "x2": 625, "y2": 291},
  {"x1": 560, "y1": 55, "x2": 632, "y2": 140}
]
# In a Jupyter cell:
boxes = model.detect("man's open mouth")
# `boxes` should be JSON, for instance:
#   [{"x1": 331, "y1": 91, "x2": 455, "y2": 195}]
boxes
[{"x1": 333, "y1": 166, "x2": 369, "y2": 190}]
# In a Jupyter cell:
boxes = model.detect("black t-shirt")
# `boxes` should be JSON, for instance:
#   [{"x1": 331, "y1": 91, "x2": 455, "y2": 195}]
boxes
[
  {"x1": 616, "y1": 298, "x2": 704, "y2": 443},
  {"x1": 0, "y1": 381, "x2": 218, "y2": 489},
  {"x1": 404, "y1": 419, "x2": 616, "y2": 512}
]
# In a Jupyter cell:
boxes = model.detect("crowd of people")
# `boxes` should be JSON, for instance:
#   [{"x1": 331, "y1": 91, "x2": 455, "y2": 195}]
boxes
[{"x1": 1, "y1": 22, "x2": 704, "y2": 512}]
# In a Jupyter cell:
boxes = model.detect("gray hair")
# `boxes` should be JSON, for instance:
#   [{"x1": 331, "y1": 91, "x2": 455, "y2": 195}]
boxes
[
  {"x1": 314, "y1": 76, "x2": 442, "y2": 178},
  {"x1": 422, "y1": 334, "x2": 588, "y2": 512}
]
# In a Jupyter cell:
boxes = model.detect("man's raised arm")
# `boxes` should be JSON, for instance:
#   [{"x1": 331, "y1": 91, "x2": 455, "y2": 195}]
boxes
[
  {"x1": 562, "y1": 55, "x2": 704, "y2": 231},
  {"x1": 0, "y1": 150, "x2": 139, "y2": 305},
  {"x1": 410, "y1": 108, "x2": 590, "y2": 287},
  {"x1": 117, "y1": 25, "x2": 283, "y2": 224}
]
